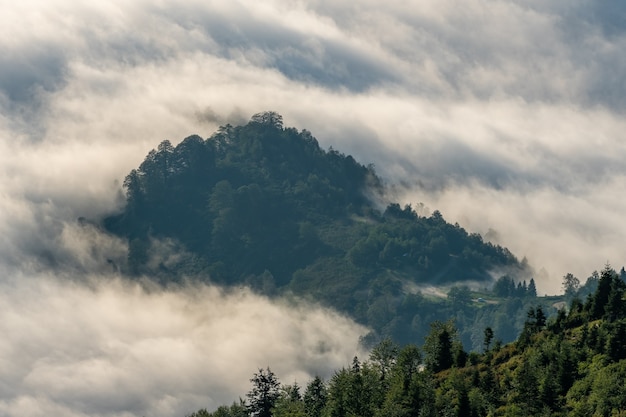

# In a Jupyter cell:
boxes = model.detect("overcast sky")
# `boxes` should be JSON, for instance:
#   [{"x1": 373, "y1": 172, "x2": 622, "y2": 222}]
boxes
[{"x1": 1, "y1": 0, "x2": 626, "y2": 415}]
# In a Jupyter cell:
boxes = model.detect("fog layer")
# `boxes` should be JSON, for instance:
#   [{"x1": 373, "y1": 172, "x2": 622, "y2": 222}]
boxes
[
  {"x1": 0, "y1": 274, "x2": 366, "y2": 417},
  {"x1": 1, "y1": 1, "x2": 626, "y2": 413}
]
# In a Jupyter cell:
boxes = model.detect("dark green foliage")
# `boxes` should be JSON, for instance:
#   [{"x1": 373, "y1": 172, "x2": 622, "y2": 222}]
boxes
[
  {"x1": 369, "y1": 338, "x2": 399, "y2": 383},
  {"x1": 605, "y1": 276, "x2": 626, "y2": 322},
  {"x1": 447, "y1": 286, "x2": 472, "y2": 310},
  {"x1": 493, "y1": 275, "x2": 516, "y2": 297},
  {"x1": 527, "y1": 278, "x2": 537, "y2": 297},
  {"x1": 493, "y1": 275, "x2": 536, "y2": 299},
  {"x1": 562, "y1": 272, "x2": 580, "y2": 300},
  {"x1": 514, "y1": 359, "x2": 540, "y2": 414},
  {"x1": 324, "y1": 357, "x2": 381, "y2": 417},
  {"x1": 456, "y1": 385, "x2": 471, "y2": 417},
  {"x1": 591, "y1": 265, "x2": 616, "y2": 319},
  {"x1": 273, "y1": 384, "x2": 306, "y2": 417},
  {"x1": 187, "y1": 273, "x2": 626, "y2": 416},
  {"x1": 483, "y1": 327, "x2": 494, "y2": 352},
  {"x1": 188, "y1": 401, "x2": 247, "y2": 417},
  {"x1": 577, "y1": 270, "x2": 600, "y2": 301},
  {"x1": 247, "y1": 368, "x2": 281, "y2": 417},
  {"x1": 606, "y1": 319, "x2": 626, "y2": 361},
  {"x1": 187, "y1": 409, "x2": 211, "y2": 417},
  {"x1": 303, "y1": 377, "x2": 326, "y2": 417},
  {"x1": 104, "y1": 112, "x2": 528, "y2": 349},
  {"x1": 424, "y1": 321, "x2": 455, "y2": 373}
]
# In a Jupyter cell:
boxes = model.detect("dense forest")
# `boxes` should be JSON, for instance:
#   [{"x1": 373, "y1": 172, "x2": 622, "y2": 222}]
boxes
[
  {"x1": 102, "y1": 112, "x2": 626, "y2": 415},
  {"x1": 187, "y1": 264, "x2": 626, "y2": 417},
  {"x1": 104, "y1": 112, "x2": 539, "y2": 349}
]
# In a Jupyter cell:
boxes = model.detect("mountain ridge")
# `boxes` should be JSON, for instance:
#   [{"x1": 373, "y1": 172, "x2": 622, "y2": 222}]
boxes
[{"x1": 103, "y1": 111, "x2": 533, "y2": 347}]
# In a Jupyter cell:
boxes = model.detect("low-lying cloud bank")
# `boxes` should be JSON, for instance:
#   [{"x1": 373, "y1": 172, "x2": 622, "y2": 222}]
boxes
[
  {"x1": 1, "y1": 4, "x2": 626, "y2": 414},
  {"x1": 0, "y1": 274, "x2": 366, "y2": 417}
]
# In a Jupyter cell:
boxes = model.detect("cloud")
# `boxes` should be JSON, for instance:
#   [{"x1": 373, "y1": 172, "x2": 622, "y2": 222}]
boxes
[
  {"x1": 0, "y1": 2, "x2": 626, "y2": 414},
  {"x1": 0, "y1": 1, "x2": 623, "y2": 282},
  {"x1": 1, "y1": 1, "x2": 625, "y2": 272},
  {"x1": 0, "y1": 275, "x2": 367, "y2": 417}
]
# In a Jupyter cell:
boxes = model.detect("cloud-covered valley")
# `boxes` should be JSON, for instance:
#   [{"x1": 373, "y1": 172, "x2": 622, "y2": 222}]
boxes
[{"x1": 1, "y1": 0, "x2": 626, "y2": 414}]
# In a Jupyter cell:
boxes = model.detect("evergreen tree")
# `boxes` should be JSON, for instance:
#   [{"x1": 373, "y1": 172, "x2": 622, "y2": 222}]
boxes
[
  {"x1": 605, "y1": 277, "x2": 626, "y2": 322},
  {"x1": 540, "y1": 362, "x2": 561, "y2": 412},
  {"x1": 480, "y1": 366, "x2": 499, "y2": 406},
  {"x1": 515, "y1": 359, "x2": 540, "y2": 415},
  {"x1": 206, "y1": 401, "x2": 249, "y2": 417},
  {"x1": 535, "y1": 306, "x2": 546, "y2": 329},
  {"x1": 273, "y1": 384, "x2": 305, "y2": 417},
  {"x1": 591, "y1": 265, "x2": 617, "y2": 319},
  {"x1": 606, "y1": 319, "x2": 626, "y2": 362},
  {"x1": 380, "y1": 344, "x2": 423, "y2": 417},
  {"x1": 527, "y1": 278, "x2": 537, "y2": 297},
  {"x1": 424, "y1": 321, "x2": 455, "y2": 373},
  {"x1": 483, "y1": 327, "x2": 494, "y2": 352},
  {"x1": 457, "y1": 386, "x2": 471, "y2": 417},
  {"x1": 303, "y1": 376, "x2": 326, "y2": 417},
  {"x1": 247, "y1": 368, "x2": 281, "y2": 417},
  {"x1": 493, "y1": 275, "x2": 515, "y2": 297}
]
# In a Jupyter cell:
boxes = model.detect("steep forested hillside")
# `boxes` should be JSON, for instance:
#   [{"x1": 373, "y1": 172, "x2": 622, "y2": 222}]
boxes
[
  {"x1": 104, "y1": 112, "x2": 530, "y2": 347},
  {"x1": 186, "y1": 265, "x2": 626, "y2": 417}
]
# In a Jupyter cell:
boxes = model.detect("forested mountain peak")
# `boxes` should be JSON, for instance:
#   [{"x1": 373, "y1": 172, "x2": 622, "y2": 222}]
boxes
[{"x1": 104, "y1": 112, "x2": 529, "y2": 347}]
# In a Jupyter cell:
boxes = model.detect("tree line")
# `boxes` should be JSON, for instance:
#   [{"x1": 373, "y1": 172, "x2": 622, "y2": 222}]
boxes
[{"x1": 187, "y1": 264, "x2": 626, "y2": 417}]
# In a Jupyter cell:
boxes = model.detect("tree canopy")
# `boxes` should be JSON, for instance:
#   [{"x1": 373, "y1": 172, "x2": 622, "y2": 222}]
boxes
[
  {"x1": 187, "y1": 264, "x2": 626, "y2": 417},
  {"x1": 104, "y1": 112, "x2": 533, "y2": 348}
]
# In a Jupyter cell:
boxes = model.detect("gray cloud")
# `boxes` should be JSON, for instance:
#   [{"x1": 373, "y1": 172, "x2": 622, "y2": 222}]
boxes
[
  {"x1": 2, "y1": 1, "x2": 624, "y2": 274},
  {"x1": 0, "y1": 45, "x2": 67, "y2": 105},
  {"x1": 1, "y1": 1, "x2": 626, "y2": 413},
  {"x1": 0, "y1": 275, "x2": 366, "y2": 417}
]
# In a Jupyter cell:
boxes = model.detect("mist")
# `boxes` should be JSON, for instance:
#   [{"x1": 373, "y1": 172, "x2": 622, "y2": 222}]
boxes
[
  {"x1": 0, "y1": 274, "x2": 366, "y2": 417},
  {"x1": 1, "y1": 1, "x2": 626, "y2": 413}
]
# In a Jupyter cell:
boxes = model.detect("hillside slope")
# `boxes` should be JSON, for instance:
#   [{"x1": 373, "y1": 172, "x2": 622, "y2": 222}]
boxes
[
  {"x1": 187, "y1": 265, "x2": 626, "y2": 417},
  {"x1": 104, "y1": 112, "x2": 529, "y2": 346}
]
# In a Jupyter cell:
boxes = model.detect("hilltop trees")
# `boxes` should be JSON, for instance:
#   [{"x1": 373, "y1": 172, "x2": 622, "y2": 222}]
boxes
[
  {"x1": 250, "y1": 111, "x2": 283, "y2": 129},
  {"x1": 105, "y1": 112, "x2": 529, "y2": 349}
]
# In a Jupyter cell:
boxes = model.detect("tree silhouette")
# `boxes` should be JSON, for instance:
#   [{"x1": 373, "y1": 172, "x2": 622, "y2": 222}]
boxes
[{"x1": 247, "y1": 367, "x2": 281, "y2": 417}]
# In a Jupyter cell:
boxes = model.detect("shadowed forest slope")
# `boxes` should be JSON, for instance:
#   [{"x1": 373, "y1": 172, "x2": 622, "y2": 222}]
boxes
[{"x1": 105, "y1": 112, "x2": 531, "y2": 347}]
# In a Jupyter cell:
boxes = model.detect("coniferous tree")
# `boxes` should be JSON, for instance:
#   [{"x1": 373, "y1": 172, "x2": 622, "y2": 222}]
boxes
[
  {"x1": 303, "y1": 376, "x2": 326, "y2": 417},
  {"x1": 273, "y1": 384, "x2": 305, "y2": 417},
  {"x1": 605, "y1": 277, "x2": 626, "y2": 322},
  {"x1": 606, "y1": 319, "x2": 626, "y2": 362},
  {"x1": 457, "y1": 386, "x2": 471, "y2": 417},
  {"x1": 380, "y1": 344, "x2": 424, "y2": 417},
  {"x1": 515, "y1": 359, "x2": 540, "y2": 415},
  {"x1": 591, "y1": 265, "x2": 616, "y2": 319},
  {"x1": 247, "y1": 368, "x2": 281, "y2": 417},
  {"x1": 535, "y1": 306, "x2": 546, "y2": 329},
  {"x1": 483, "y1": 327, "x2": 494, "y2": 352},
  {"x1": 480, "y1": 366, "x2": 499, "y2": 406},
  {"x1": 527, "y1": 278, "x2": 537, "y2": 297},
  {"x1": 424, "y1": 321, "x2": 455, "y2": 373}
]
